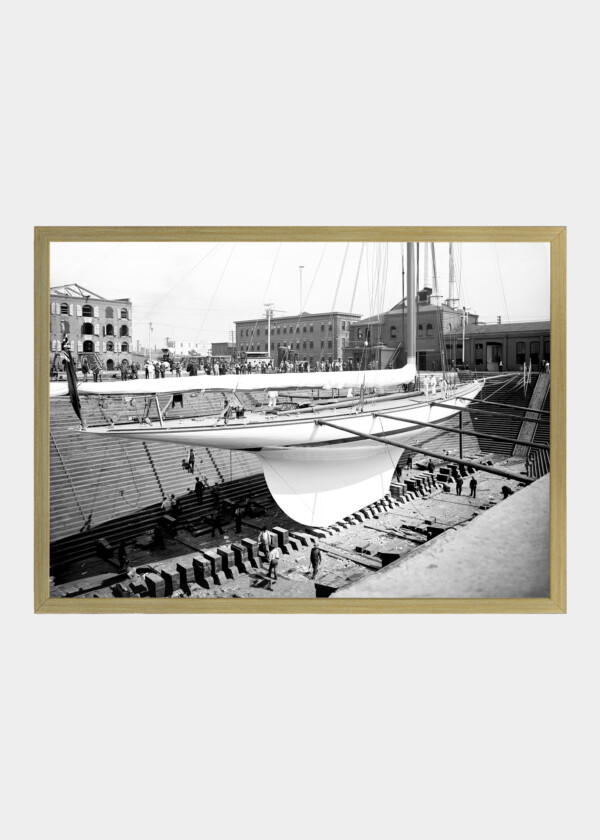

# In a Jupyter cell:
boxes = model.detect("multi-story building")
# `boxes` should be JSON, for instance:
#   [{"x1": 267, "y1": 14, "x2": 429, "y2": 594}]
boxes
[
  {"x1": 345, "y1": 287, "x2": 479, "y2": 371},
  {"x1": 211, "y1": 341, "x2": 236, "y2": 360},
  {"x1": 464, "y1": 320, "x2": 550, "y2": 372},
  {"x1": 50, "y1": 284, "x2": 132, "y2": 372},
  {"x1": 235, "y1": 310, "x2": 361, "y2": 367},
  {"x1": 344, "y1": 286, "x2": 549, "y2": 372},
  {"x1": 165, "y1": 339, "x2": 212, "y2": 358}
]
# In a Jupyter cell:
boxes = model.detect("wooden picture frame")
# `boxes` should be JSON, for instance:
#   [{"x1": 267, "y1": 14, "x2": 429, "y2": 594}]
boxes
[{"x1": 34, "y1": 226, "x2": 566, "y2": 613}]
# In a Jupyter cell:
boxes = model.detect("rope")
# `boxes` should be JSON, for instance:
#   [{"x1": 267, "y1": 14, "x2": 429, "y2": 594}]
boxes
[
  {"x1": 331, "y1": 243, "x2": 349, "y2": 311},
  {"x1": 349, "y1": 243, "x2": 365, "y2": 313},
  {"x1": 493, "y1": 243, "x2": 511, "y2": 327},
  {"x1": 194, "y1": 243, "x2": 236, "y2": 343},
  {"x1": 136, "y1": 242, "x2": 222, "y2": 325}
]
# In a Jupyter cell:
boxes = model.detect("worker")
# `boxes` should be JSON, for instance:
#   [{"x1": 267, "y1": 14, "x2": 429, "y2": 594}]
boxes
[
  {"x1": 267, "y1": 542, "x2": 280, "y2": 587},
  {"x1": 309, "y1": 543, "x2": 322, "y2": 579}
]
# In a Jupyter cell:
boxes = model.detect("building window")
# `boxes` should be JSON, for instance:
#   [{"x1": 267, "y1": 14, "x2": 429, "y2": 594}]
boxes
[
  {"x1": 82, "y1": 304, "x2": 94, "y2": 317},
  {"x1": 303, "y1": 325, "x2": 307, "y2": 333},
  {"x1": 543, "y1": 339, "x2": 550, "y2": 360},
  {"x1": 418, "y1": 324, "x2": 423, "y2": 335},
  {"x1": 283, "y1": 327, "x2": 287, "y2": 334},
  {"x1": 342, "y1": 321, "x2": 345, "y2": 330},
  {"x1": 121, "y1": 342, "x2": 129, "y2": 352},
  {"x1": 390, "y1": 325, "x2": 397, "y2": 340},
  {"x1": 256, "y1": 328, "x2": 260, "y2": 336},
  {"x1": 105, "y1": 306, "x2": 113, "y2": 318},
  {"x1": 296, "y1": 326, "x2": 300, "y2": 334},
  {"x1": 106, "y1": 341, "x2": 114, "y2": 351},
  {"x1": 296, "y1": 342, "x2": 300, "y2": 350},
  {"x1": 475, "y1": 343, "x2": 484, "y2": 366},
  {"x1": 120, "y1": 308, "x2": 129, "y2": 319},
  {"x1": 120, "y1": 325, "x2": 129, "y2": 337},
  {"x1": 83, "y1": 340, "x2": 94, "y2": 352},
  {"x1": 328, "y1": 323, "x2": 332, "y2": 331},
  {"x1": 328, "y1": 340, "x2": 332, "y2": 349},
  {"x1": 309, "y1": 341, "x2": 313, "y2": 349},
  {"x1": 516, "y1": 341, "x2": 526, "y2": 364},
  {"x1": 82, "y1": 322, "x2": 94, "y2": 335},
  {"x1": 277, "y1": 327, "x2": 280, "y2": 335},
  {"x1": 60, "y1": 303, "x2": 69, "y2": 314},
  {"x1": 321, "y1": 340, "x2": 325, "y2": 349},
  {"x1": 246, "y1": 329, "x2": 249, "y2": 337},
  {"x1": 530, "y1": 341, "x2": 540, "y2": 365},
  {"x1": 105, "y1": 323, "x2": 114, "y2": 336},
  {"x1": 303, "y1": 341, "x2": 307, "y2": 349},
  {"x1": 310, "y1": 324, "x2": 314, "y2": 332},
  {"x1": 321, "y1": 323, "x2": 325, "y2": 331},
  {"x1": 426, "y1": 323, "x2": 433, "y2": 336},
  {"x1": 357, "y1": 329, "x2": 363, "y2": 340}
]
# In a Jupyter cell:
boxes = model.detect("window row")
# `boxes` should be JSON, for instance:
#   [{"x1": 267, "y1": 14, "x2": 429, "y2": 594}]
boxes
[
  {"x1": 240, "y1": 340, "x2": 335, "y2": 352},
  {"x1": 58, "y1": 320, "x2": 129, "y2": 337},
  {"x1": 516, "y1": 340, "x2": 550, "y2": 365},
  {"x1": 51, "y1": 340, "x2": 130, "y2": 352},
  {"x1": 52, "y1": 303, "x2": 129, "y2": 319},
  {"x1": 242, "y1": 321, "x2": 345, "y2": 338}
]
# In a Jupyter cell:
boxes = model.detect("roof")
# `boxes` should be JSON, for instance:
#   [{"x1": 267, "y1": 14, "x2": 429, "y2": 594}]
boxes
[
  {"x1": 466, "y1": 320, "x2": 550, "y2": 336},
  {"x1": 235, "y1": 311, "x2": 361, "y2": 325},
  {"x1": 50, "y1": 284, "x2": 108, "y2": 300}
]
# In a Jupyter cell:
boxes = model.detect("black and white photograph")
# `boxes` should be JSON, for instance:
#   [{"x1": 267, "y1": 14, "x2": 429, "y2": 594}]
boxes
[{"x1": 48, "y1": 236, "x2": 552, "y2": 601}]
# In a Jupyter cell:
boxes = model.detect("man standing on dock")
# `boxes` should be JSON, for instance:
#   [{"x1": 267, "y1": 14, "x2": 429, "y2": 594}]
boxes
[
  {"x1": 267, "y1": 543, "x2": 280, "y2": 587},
  {"x1": 469, "y1": 476, "x2": 477, "y2": 498},
  {"x1": 309, "y1": 542, "x2": 322, "y2": 579},
  {"x1": 258, "y1": 526, "x2": 270, "y2": 569},
  {"x1": 455, "y1": 475, "x2": 464, "y2": 496}
]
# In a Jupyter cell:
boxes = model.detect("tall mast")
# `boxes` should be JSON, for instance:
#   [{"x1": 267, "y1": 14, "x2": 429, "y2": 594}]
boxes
[
  {"x1": 448, "y1": 243, "x2": 459, "y2": 309},
  {"x1": 406, "y1": 243, "x2": 417, "y2": 369}
]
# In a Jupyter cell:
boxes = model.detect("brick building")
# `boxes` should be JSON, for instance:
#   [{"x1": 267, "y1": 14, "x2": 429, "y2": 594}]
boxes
[
  {"x1": 464, "y1": 320, "x2": 550, "y2": 372},
  {"x1": 345, "y1": 287, "x2": 479, "y2": 371},
  {"x1": 50, "y1": 284, "x2": 132, "y2": 372},
  {"x1": 235, "y1": 310, "x2": 361, "y2": 367},
  {"x1": 344, "y1": 286, "x2": 549, "y2": 372}
]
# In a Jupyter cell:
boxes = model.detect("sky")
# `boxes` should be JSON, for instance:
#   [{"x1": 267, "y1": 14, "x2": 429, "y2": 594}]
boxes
[{"x1": 50, "y1": 241, "x2": 550, "y2": 350}]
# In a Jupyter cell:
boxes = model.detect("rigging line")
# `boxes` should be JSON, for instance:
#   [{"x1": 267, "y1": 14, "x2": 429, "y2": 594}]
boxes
[
  {"x1": 135, "y1": 243, "x2": 223, "y2": 323},
  {"x1": 246, "y1": 244, "x2": 283, "y2": 352},
  {"x1": 262, "y1": 243, "x2": 283, "y2": 305},
  {"x1": 194, "y1": 244, "x2": 237, "y2": 342},
  {"x1": 349, "y1": 243, "x2": 365, "y2": 314},
  {"x1": 286, "y1": 243, "x2": 328, "y2": 353},
  {"x1": 331, "y1": 242, "x2": 350, "y2": 311},
  {"x1": 493, "y1": 243, "x2": 511, "y2": 326}
]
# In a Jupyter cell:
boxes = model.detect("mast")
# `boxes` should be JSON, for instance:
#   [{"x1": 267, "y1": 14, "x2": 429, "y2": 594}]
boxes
[
  {"x1": 448, "y1": 243, "x2": 459, "y2": 309},
  {"x1": 406, "y1": 242, "x2": 417, "y2": 369}
]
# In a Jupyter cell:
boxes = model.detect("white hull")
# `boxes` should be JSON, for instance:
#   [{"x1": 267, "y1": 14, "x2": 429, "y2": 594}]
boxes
[{"x1": 83, "y1": 380, "x2": 484, "y2": 526}]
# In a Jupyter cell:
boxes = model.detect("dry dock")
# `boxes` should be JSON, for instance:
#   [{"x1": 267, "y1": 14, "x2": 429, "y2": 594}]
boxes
[{"x1": 50, "y1": 453, "x2": 546, "y2": 600}]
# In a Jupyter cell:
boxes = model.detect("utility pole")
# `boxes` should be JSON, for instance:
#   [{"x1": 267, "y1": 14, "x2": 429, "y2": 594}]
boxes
[
  {"x1": 265, "y1": 303, "x2": 273, "y2": 362},
  {"x1": 148, "y1": 322, "x2": 153, "y2": 361},
  {"x1": 406, "y1": 243, "x2": 417, "y2": 370},
  {"x1": 299, "y1": 265, "x2": 304, "y2": 314}
]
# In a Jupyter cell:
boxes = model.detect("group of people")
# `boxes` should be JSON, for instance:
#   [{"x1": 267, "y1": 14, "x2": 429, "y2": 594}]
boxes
[
  {"x1": 145, "y1": 359, "x2": 178, "y2": 379},
  {"x1": 256, "y1": 526, "x2": 322, "y2": 589}
]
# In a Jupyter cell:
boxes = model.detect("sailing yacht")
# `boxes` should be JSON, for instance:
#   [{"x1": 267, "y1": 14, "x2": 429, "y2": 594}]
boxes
[{"x1": 52, "y1": 243, "x2": 485, "y2": 526}]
